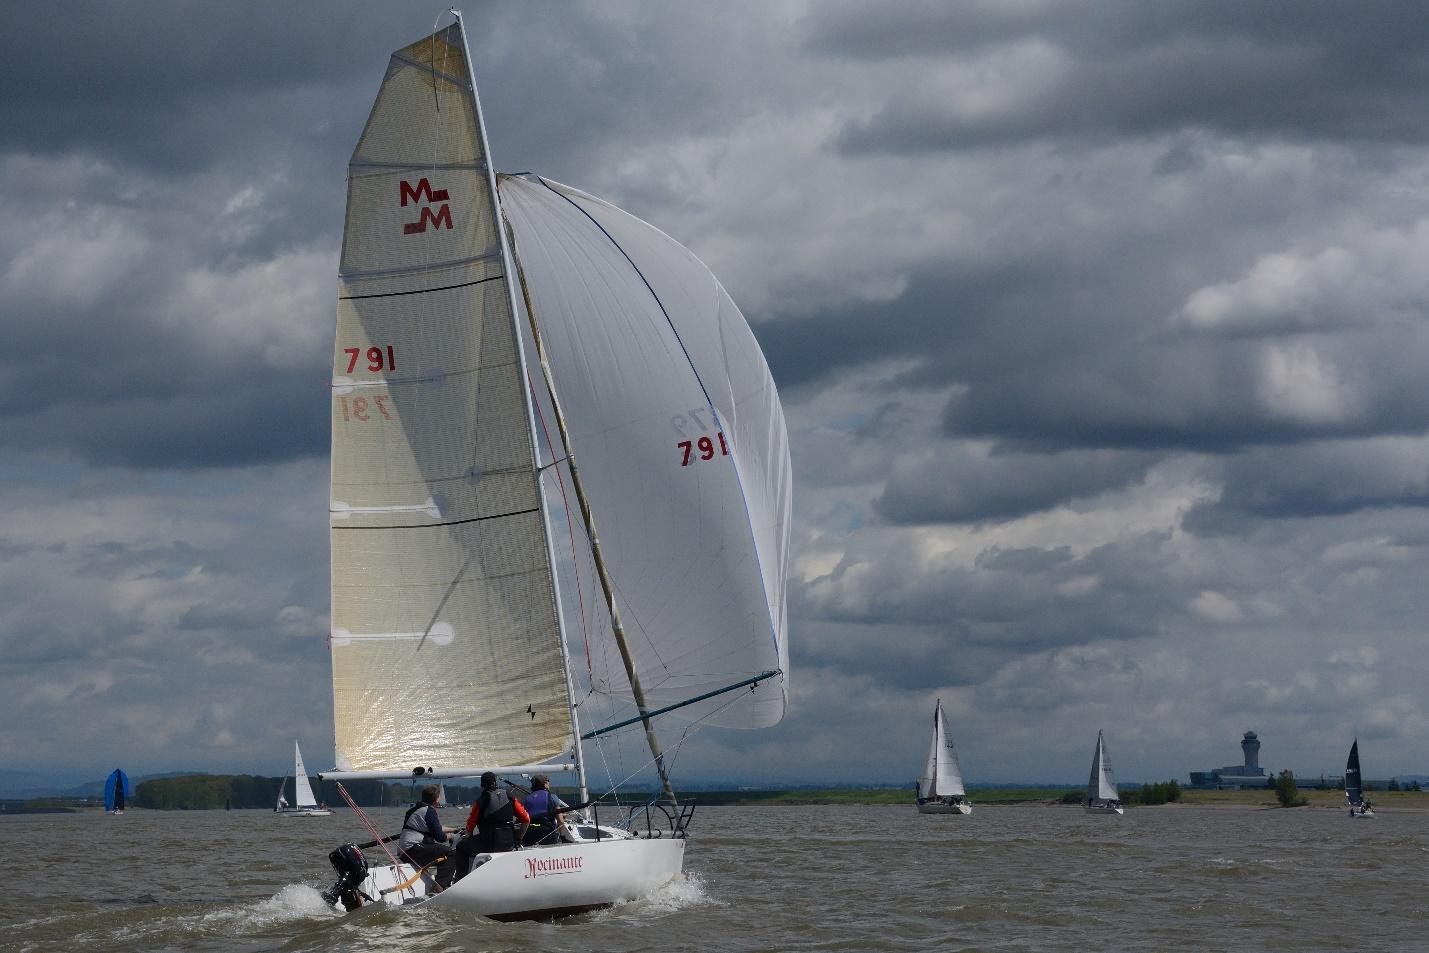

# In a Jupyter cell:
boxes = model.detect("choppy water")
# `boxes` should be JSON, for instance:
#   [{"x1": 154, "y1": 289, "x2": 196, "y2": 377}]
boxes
[{"x1": 5, "y1": 803, "x2": 1427, "y2": 951}]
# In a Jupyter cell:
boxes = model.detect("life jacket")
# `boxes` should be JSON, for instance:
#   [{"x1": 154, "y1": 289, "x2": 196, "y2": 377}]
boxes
[
  {"x1": 399, "y1": 803, "x2": 435, "y2": 848},
  {"x1": 476, "y1": 788, "x2": 516, "y2": 852},
  {"x1": 523, "y1": 788, "x2": 554, "y2": 823}
]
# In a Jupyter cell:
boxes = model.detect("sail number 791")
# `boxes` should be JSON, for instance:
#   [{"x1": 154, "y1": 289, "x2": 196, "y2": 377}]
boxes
[
  {"x1": 342, "y1": 346, "x2": 396, "y2": 374},
  {"x1": 678, "y1": 432, "x2": 729, "y2": 466}
]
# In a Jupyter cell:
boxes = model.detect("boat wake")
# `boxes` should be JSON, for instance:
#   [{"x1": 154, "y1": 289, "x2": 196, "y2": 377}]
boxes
[
  {"x1": 586, "y1": 872, "x2": 719, "y2": 922},
  {"x1": 193, "y1": 884, "x2": 340, "y2": 932}
]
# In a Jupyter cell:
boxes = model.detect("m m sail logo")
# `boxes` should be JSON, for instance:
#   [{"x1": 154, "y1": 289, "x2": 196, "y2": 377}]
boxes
[
  {"x1": 524, "y1": 854, "x2": 584, "y2": 879},
  {"x1": 400, "y1": 178, "x2": 452, "y2": 234}
]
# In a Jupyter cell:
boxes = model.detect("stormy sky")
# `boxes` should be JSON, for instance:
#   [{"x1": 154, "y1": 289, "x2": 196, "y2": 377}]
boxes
[{"x1": 4, "y1": 0, "x2": 1429, "y2": 791}]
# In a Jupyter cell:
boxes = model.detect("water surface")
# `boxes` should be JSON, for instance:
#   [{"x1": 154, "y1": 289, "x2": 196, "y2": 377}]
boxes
[{"x1": 6, "y1": 803, "x2": 1425, "y2": 951}]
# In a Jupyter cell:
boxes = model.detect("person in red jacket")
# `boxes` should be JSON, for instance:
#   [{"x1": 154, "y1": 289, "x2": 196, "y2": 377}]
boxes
[{"x1": 452, "y1": 771, "x2": 530, "y2": 882}]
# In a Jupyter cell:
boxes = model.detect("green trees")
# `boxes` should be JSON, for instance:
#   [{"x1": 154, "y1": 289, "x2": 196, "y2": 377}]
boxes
[
  {"x1": 1274, "y1": 770, "x2": 1306, "y2": 807},
  {"x1": 1125, "y1": 780, "x2": 1181, "y2": 805},
  {"x1": 131, "y1": 775, "x2": 484, "y2": 809}
]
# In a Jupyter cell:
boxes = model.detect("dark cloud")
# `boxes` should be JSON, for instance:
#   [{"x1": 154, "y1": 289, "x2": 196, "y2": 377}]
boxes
[
  {"x1": 876, "y1": 447, "x2": 1157, "y2": 524},
  {"x1": 5, "y1": 1, "x2": 1429, "y2": 785},
  {"x1": 812, "y1": 1, "x2": 1429, "y2": 153},
  {"x1": 1185, "y1": 438, "x2": 1429, "y2": 530}
]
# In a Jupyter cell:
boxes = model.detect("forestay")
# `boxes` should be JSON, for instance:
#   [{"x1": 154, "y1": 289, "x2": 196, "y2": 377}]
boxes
[
  {"x1": 919, "y1": 701, "x2": 966, "y2": 798},
  {"x1": 329, "y1": 25, "x2": 571, "y2": 773},
  {"x1": 499, "y1": 175, "x2": 792, "y2": 730}
]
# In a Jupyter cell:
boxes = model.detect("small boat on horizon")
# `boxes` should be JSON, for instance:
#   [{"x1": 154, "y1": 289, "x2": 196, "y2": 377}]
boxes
[
  {"x1": 1084, "y1": 729, "x2": 1123, "y2": 815},
  {"x1": 275, "y1": 743, "x2": 332, "y2": 817},
  {"x1": 915, "y1": 699, "x2": 972, "y2": 815},
  {"x1": 1345, "y1": 739, "x2": 1375, "y2": 818}
]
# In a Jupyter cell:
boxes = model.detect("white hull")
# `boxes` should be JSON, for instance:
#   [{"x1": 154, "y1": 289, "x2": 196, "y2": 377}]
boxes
[
  {"x1": 277, "y1": 807, "x2": 332, "y2": 817},
  {"x1": 1084, "y1": 801, "x2": 1124, "y2": 815},
  {"x1": 355, "y1": 836, "x2": 684, "y2": 919},
  {"x1": 916, "y1": 798, "x2": 972, "y2": 815}
]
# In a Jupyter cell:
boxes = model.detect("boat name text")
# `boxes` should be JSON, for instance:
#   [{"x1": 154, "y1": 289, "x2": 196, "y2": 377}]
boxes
[{"x1": 524, "y1": 854, "x2": 585, "y2": 879}]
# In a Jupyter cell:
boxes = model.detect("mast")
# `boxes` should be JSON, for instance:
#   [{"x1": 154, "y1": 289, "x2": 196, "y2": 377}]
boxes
[
  {"x1": 450, "y1": 8, "x2": 591, "y2": 803},
  {"x1": 508, "y1": 235, "x2": 678, "y2": 804}
]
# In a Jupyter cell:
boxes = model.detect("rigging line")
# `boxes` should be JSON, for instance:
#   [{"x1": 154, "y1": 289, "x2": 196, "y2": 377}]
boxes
[
  {"x1": 534, "y1": 175, "x2": 719, "y2": 414},
  {"x1": 528, "y1": 377, "x2": 594, "y2": 677},
  {"x1": 335, "y1": 782, "x2": 409, "y2": 895}
]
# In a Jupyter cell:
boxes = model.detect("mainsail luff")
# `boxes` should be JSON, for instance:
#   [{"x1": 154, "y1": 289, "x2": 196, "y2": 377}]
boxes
[{"x1": 509, "y1": 233, "x2": 675, "y2": 803}]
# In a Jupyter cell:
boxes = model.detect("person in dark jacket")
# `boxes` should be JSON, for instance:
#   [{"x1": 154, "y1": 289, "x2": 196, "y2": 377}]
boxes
[
  {"x1": 452, "y1": 772, "x2": 530, "y2": 881},
  {"x1": 397, "y1": 785, "x2": 458, "y2": 884}
]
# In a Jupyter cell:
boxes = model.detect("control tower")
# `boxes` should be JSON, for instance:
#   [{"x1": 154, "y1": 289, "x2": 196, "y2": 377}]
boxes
[{"x1": 1241, "y1": 731, "x2": 1260, "y2": 772}]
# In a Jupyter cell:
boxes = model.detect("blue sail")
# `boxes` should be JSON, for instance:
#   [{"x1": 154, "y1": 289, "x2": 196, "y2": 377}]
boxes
[{"x1": 104, "y1": 768, "x2": 131, "y2": 812}]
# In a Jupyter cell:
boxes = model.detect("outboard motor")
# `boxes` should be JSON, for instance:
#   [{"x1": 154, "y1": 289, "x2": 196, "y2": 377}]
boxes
[{"x1": 321, "y1": 843, "x2": 371, "y2": 911}]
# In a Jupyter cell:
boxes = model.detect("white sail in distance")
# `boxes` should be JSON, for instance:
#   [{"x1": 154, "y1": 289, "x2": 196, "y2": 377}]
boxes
[
  {"x1": 1088, "y1": 730, "x2": 1119, "y2": 802},
  {"x1": 918, "y1": 700, "x2": 966, "y2": 798},
  {"x1": 499, "y1": 175, "x2": 792, "y2": 730},
  {"x1": 293, "y1": 743, "x2": 320, "y2": 809},
  {"x1": 328, "y1": 24, "x2": 571, "y2": 773}
]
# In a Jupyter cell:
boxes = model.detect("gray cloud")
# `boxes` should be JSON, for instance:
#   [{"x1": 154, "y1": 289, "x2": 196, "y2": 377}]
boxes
[{"x1": 5, "y1": 1, "x2": 1429, "y2": 787}]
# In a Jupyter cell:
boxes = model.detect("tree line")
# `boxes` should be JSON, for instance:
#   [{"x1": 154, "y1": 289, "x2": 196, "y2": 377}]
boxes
[{"x1": 134, "y1": 775, "x2": 486, "y2": 810}]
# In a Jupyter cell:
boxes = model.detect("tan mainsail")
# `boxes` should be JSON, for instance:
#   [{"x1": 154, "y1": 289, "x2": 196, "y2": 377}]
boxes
[{"x1": 329, "y1": 25, "x2": 570, "y2": 772}]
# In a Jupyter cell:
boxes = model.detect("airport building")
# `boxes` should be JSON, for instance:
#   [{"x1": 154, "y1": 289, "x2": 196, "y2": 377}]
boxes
[{"x1": 1188, "y1": 731, "x2": 1269, "y2": 789}]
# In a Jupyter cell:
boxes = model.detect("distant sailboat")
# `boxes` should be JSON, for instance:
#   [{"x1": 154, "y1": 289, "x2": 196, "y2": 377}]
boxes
[
  {"x1": 103, "y1": 768, "x2": 130, "y2": 814},
  {"x1": 276, "y1": 743, "x2": 332, "y2": 817},
  {"x1": 1345, "y1": 739, "x2": 1374, "y2": 818},
  {"x1": 916, "y1": 700, "x2": 972, "y2": 815},
  {"x1": 1085, "y1": 730, "x2": 1123, "y2": 815}
]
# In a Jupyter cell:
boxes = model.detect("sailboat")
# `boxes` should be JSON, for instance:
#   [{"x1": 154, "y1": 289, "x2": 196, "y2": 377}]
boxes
[
  {"x1": 315, "y1": 10, "x2": 790, "y2": 920},
  {"x1": 276, "y1": 743, "x2": 332, "y2": 817},
  {"x1": 1084, "y1": 729, "x2": 1123, "y2": 814},
  {"x1": 915, "y1": 700, "x2": 971, "y2": 814},
  {"x1": 1345, "y1": 739, "x2": 1374, "y2": 818},
  {"x1": 103, "y1": 768, "x2": 130, "y2": 815}
]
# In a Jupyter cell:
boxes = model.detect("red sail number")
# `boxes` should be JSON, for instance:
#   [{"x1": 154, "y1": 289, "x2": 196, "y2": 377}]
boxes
[
  {"x1": 342, "y1": 346, "x2": 396, "y2": 374},
  {"x1": 678, "y1": 432, "x2": 730, "y2": 466}
]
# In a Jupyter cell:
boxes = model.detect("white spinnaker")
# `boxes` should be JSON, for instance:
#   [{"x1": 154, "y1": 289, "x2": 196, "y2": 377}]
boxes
[
  {"x1": 293, "y1": 743, "x2": 320, "y2": 808},
  {"x1": 329, "y1": 25, "x2": 571, "y2": 772},
  {"x1": 499, "y1": 175, "x2": 791, "y2": 730},
  {"x1": 1089, "y1": 731, "x2": 1119, "y2": 801}
]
